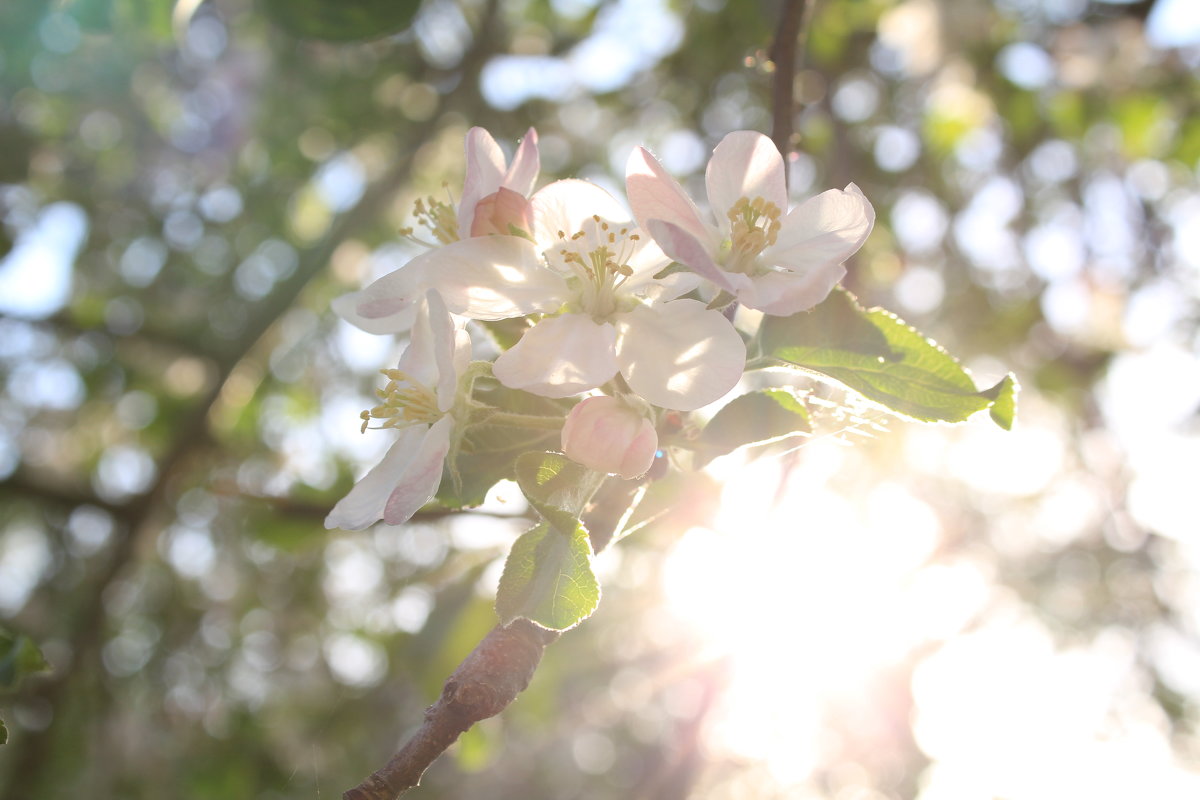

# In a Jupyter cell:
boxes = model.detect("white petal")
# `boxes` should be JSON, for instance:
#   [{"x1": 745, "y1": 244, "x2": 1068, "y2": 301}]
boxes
[
  {"x1": 493, "y1": 314, "x2": 619, "y2": 398},
  {"x1": 332, "y1": 255, "x2": 432, "y2": 334},
  {"x1": 424, "y1": 291, "x2": 462, "y2": 412},
  {"x1": 614, "y1": 299, "x2": 745, "y2": 411},
  {"x1": 502, "y1": 127, "x2": 539, "y2": 197},
  {"x1": 325, "y1": 425, "x2": 429, "y2": 530},
  {"x1": 396, "y1": 294, "x2": 439, "y2": 387},
  {"x1": 384, "y1": 415, "x2": 453, "y2": 525},
  {"x1": 738, "y1": 263, "x2": 847, "y2": 316},
  {"x1": 425, "y1": 236, "x2": 567, "y2": 320},
  {"x1": 626, "y1": 146, "x2": 714, "y2": 246},
  {"x1": 458, "y1": 127, "x2": 507, "y2": 234},
  {"x1": 530, "y1": 179, "x2": 630, "y2": 248},
  {"x1": 706, "y1": 131, "x2": 787, "y2": 229},
  {"x1": 766, "y1": 183, "x2": 875, "y2": 271}
]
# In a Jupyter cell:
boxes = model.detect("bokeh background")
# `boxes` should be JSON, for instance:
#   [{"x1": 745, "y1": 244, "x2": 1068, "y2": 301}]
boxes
[{"x1": 2, "y1": 0, "x2": 1200, "y2": 797}]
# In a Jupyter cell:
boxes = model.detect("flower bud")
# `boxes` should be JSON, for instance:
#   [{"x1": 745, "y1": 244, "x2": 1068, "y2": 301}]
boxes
[
  {"x1": 561, "y1": 396, "x2": 658, "y2": 480},
  {"x1": 470, "y1": 186, "x2": 535, "y2": 238}
]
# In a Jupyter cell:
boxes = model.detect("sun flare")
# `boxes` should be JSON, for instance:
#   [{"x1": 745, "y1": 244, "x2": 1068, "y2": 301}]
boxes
[{"x1": 661, "y1": 438, "x2": 950, "y2": 784}]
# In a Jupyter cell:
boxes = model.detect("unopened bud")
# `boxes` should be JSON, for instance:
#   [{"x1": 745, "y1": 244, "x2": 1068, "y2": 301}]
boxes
[
  {"x1": 470, "y1": 187, "x2": 535, "y2": 238},
  {"x1": 561, "y1": 396, "x2": 658, "y2": 480}
]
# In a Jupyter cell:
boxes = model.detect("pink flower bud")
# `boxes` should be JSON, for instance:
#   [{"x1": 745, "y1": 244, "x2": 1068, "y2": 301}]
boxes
[
  {"x1": 470, "y1": 186, "x2": 535, "y2": 238},
  {"x1": 561, "y1": 396, "x2": 658, "y2": 480}
]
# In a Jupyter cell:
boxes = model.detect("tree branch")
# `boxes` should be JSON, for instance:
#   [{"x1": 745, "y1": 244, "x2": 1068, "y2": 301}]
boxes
[
  {"x1": 769, "y1": 0, "x2": 816, "y2": 185},
  {"x1": 344, "y1": 619, "x2": 559, "y2": 799}
]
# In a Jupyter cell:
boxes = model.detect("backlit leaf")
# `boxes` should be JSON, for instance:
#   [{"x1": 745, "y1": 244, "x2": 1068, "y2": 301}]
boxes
[
  {"x1": 760, "y1": 288, "x2": 1018, "y2": 429},
  {"x1": 495, "y1": 522, "x2": 600, "y2": 631}
]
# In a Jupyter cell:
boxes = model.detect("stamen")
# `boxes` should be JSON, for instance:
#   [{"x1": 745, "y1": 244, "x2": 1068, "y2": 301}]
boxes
[
  {"x1": 357, "y1": 368, "x2": 443, "y2": 433},
  {"x1": 725, "y1": 195, "x2": 783, "y2": 274},
  {"x1": 400, "y1": 195, "x2": 460, "y2": 249}
]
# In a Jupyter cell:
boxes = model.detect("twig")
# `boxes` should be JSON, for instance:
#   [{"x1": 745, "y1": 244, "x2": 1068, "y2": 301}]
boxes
[
  {"x1": 344, "y1": 620, "x2": 559, "y2": 799},
  {"x1": 769, "y1": 0, "x2": 817, "y2": 185}
]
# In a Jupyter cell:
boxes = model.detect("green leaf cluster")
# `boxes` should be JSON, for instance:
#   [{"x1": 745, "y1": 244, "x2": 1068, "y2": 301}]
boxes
[
  {"x1": 494, "y1": 452, "x2": 604, "y2": 631},
  {"x1": 759, "y1": 289, "x2": 1018, "y2": 430}
]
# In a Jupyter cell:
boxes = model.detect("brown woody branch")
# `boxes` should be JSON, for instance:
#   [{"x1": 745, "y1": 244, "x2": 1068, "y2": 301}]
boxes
[
  {"x1": 769, "y1": 0, "x2": 816, "y2": 183},
  {"x1": 344, "y1": 619, "x2": 559, "y2": 799}
]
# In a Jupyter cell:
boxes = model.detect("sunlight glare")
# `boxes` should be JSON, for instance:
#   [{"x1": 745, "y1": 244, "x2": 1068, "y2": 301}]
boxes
[{"x1": 661, "y1": 441, "x2": 961, "y2": 785}]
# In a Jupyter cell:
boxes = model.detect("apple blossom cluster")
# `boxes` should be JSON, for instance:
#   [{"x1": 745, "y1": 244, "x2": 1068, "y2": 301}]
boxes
[{"x1": 325, "y1": 127, "x2": 875, "y2": 531}]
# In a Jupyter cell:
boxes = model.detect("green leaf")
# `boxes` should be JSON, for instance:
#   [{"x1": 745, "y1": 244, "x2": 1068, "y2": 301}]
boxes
[
  {"x1": 495, "y1": 522, "x2": 600, "y2": 631},
  {"x1": 514, "y1": 451, "x2": 604, "y2": 534},
  {"x1": 259, "y1": 0, "x2": 422, "y2": 42},
  {"x1": 759, "y1": 286, "x2": 897, "y2": 365},
  {"x1": 0, "y1": 628, "x2": 49, "y2": 690},
  {"x1": 760, "y1": 288, "x2": 1018, "y2": 429},
  {"x1": 1, "y1": 715, "x2": 7, "y2": 745},
  {"x1": 695, "y1": 388, "x2": 812, "y2": 466}
]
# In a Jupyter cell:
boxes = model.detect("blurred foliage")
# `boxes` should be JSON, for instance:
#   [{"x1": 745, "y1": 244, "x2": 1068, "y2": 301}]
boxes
[{"x1": 1, "y1": 0, "x2": 1199, "y2": 798}]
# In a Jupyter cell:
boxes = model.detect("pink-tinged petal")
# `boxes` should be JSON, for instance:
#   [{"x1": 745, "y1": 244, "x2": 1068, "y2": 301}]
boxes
[
  {"x1": 766, "y1": 183, "x2": 875, "y2": 271},
  {"x1": 383, "y1": 415, "x2": 453, "y2": 525},
  {"x1": 458, "y1": 128, "x2": 507, "y2": 234},
  {"x1": 614, "y1": 299, "x2": 745, "y2": 411},
  {"x1": 493, "y1": 314, "x2": 619, "y2": 398},
  {"x1": 502, "y1": 127, "x2": 539, "y2": 197},
  {"x1": 325, "y1": 425, "x2": 428, "y2": 530},
  {"x1": 626, "y1": 146, "x2": 713, "y2": 245},
  {"x1": 739, "y1": 263, "x2": 847, "y2": 316},
  {"x1": 425, "y1": 236, "x2": 567, "y2": 320},
  {"x1": 706, "y1": 131, "x2": 787, "y2": 229},
  {"x1": 331, "y1": 254, "x2": 434, "y2": 334},
  {"x1": 530, "y1": 179, "x2": 630, "y2": 248},
  {"x1": 619, "y1": 420, "x2": 659, "y2": 479},
  {"x1": 331, "y1": 290, "x2": 417, "y2": 335},
  {"x1": 645, "y1": 219, "x2": 737, "y2": 293},
  {"x1": 470, "y1": 187, "x2": 535, "y2": 238},
  {"x1": 561, "y1": 396, "x2": 658, "y2": 480},
  {"x1": 623, "y1": 236, "x2": 702, "y2": 302}
]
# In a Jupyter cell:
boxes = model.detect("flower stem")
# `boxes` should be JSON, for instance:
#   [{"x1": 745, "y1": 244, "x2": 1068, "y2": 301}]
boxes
[{"x1": 483, "y1": 411, "x2": 564, "y2": 430}]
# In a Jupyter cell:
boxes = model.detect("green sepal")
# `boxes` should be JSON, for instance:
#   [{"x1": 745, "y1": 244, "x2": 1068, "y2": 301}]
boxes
[
  {"x1": 759, "y1": 288, "x2": 1018, "y2": 429},
  {"x1": 652, "y1": 262, "x2": 691, "y2": 280},
  {"x1": 706, "y1": 290, "x2": 738, "y2": 310},
  {"x1": 495, "y1": 521, "x2": 600, "y2": 631}
]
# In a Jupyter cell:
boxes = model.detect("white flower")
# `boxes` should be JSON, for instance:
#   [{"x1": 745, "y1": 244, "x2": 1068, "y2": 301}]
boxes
[
  {"x1": 332, "y1": 127, "x2": 540, "y2": 335},
  {"x1": 561, "y1": 395, "x2": 658, "y2": 480},
  {"x1": 325, "y1": 291, "x2": 470, "y2": 531},
  {"x1": 626, "y1": 130, "x2": 875, "y2": 316},
  {"x1": 423, "y1": 179, "x2": 746, "y2": 411}
]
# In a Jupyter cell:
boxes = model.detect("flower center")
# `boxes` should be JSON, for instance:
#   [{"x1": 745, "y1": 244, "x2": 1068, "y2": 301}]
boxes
[
  {"x1": 724, "y1": 195, "x2": 782, "y2": 275},
  {"x1": 399, "y1": 193, "x2": 459, "y2": 248},
  {"x1": 358, "y1": 368, "x2": 443, "y2": 434},
  {"x1": 551, "y1": 215, "x2": 640, "y2": 320}
]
